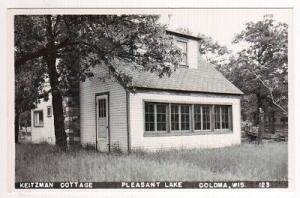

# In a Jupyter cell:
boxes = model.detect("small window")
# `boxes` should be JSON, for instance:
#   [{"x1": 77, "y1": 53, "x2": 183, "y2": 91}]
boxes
[
  {"x1": 177, "y1": 40, "x2": 188, "y2": 66},
  {"x1": 98, "y1": 99, "x2": 106, "y2": 118},
  {"x1": 33, "y1": 110, "x2": 44, "y2": 127},
  {"x1": 47, "y1": 106, "x2": 52, "y2": 117}
]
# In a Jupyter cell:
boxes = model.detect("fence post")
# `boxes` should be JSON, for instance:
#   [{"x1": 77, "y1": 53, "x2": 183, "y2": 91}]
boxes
[{"x1": 257, "y1": 108, "x2": 265, "y2": 145}]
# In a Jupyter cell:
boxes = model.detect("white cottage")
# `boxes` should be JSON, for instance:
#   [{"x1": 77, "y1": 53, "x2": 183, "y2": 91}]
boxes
[
  {"x1": 31, "y1": 93, "x2": 80, "y2": 144},
  {"x1": 80, "y1": 30, "x2": 243, "y2": 152},
  {"x1": 31, "y1": 95, "x2": 56, "y2": 144}
]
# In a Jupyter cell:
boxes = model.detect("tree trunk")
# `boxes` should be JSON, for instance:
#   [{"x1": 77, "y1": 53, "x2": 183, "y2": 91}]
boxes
[
  {"x1": 15, "y1": 108, "x2": 19, "y2": 144},
  {"x1": 45, "y1": 51, "x2": 67, "y2": 148},
  {"x1": 271, "y1": 110, "x2": 275, "y2": 134},
  {"x1": 256, "y1": 92, "x2": 262, "y2": 126},
  {"x1": 257, "y1": 108, "x2": 265, "y2": 145},
  {"x1": 44, "y1": 15, "x2": 67, "y2": 148}
]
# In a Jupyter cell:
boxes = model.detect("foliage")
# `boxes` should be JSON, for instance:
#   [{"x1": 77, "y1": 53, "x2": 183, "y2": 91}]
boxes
[
  {"x1": 19, "y1": 111, "x2": 31, "y2": 128},
  {"x1": 175, "y1": 27, "x2": 230, "y2": 69},
  {"x1": 15, "y1": 15, "x2": 182, "y2": 88},
  {"x1": 14, "y1": 15, "x2": 182, "y2": 145},
  {"x1": 15, "y1": 60, "x2": 46, "y2": 114},
  {"x1": 16, "y1": 143, "x2": 288, "y2": 181},
  {"x1": 228, "y1": 15, "x2": 288, "y2": 114}
]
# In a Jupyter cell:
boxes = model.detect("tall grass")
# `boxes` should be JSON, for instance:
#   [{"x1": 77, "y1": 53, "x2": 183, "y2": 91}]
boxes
[{"x1": 15, "y1": 142, "x2": 288, "y2": 182}]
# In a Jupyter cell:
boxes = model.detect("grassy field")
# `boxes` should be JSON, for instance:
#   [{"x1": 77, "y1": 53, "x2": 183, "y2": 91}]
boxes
[{"x1": 15, "y1": 142, "x2": 288, "y2": 182}]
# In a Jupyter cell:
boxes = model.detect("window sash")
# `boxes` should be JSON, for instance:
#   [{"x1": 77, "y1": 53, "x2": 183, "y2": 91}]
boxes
[
  {"x1": 194, "y1": 105, "x2": 211, "y2": 131},
  {"x1": 170, "y1": 104, "x2": 191, "y2": 132},
  {"x1": 145, "y1": 103, "x2": 167, "y2": 132},
  {"x1": 215, "y1": 105, "x2": 230, "y2": 130}
]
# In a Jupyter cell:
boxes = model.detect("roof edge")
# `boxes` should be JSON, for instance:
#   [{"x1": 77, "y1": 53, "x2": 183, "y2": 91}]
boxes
[
  {"x1": 132, "y1": 87, "x2": 244, "y2": 96},
  {"x1": 166, "y1": 30, "x2": 201, "y2": 41}
]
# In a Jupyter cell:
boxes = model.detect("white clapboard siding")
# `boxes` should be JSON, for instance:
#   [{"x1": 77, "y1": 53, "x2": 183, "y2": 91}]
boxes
[
  {"x1": 129, "y1": 91, "x2": 241, "y2": 151},
  {"x1": 31, "y1": 96, "x2": 56, "y2": 144},
  {"x1": 80, "y1": 67, "x2": 128, "y2": 151}
]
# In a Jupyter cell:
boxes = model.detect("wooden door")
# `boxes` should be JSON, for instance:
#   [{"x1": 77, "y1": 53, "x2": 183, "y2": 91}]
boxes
[{"x1": 96, "y1": 95, "x2": 109, "y2": 152}]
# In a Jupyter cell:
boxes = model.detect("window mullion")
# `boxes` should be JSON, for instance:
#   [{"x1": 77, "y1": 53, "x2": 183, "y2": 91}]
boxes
[
  {"x1": 191, "y1": 104, "x2": 194, "y2": 132},
  {"x1": 179, "y1": 105, "x2": 181, "y2": 131},
  {"x1": 200, "y1": 106, "x2": 203, "y2": 130},
  {"x1": 154, "y1": 104, "x2": 157, "y2": 132},
  {"x1": 169, "y1": 104, "x2": 172, "y2": 133},
  {"x1": 211, "y1": 105, "x2": 215, "y2": 132},
  {"x1": 166, "y1": 104, "x2": 170, "y2": 133},
  {"x1": 220, "y1": 107, "x2": 223, "y2": 130}
]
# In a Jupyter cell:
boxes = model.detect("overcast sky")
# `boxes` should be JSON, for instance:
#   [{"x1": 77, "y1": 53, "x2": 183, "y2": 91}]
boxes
[{"x1": 159, "y1": 9, "x2": 292, "y2": 52}]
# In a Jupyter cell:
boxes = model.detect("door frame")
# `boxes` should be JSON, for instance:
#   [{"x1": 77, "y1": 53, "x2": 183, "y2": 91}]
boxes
[{"x1": 95, "y1": 92, "x2": 110, "y2": 152}]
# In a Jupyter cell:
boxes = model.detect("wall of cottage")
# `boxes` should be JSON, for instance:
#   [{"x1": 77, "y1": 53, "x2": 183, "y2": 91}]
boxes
[
  {"x1": 128, "y1": 91, "x2": 241, "y2": 151},
  {"x1": 79, "y1": 66, "x2": 128, "y2": 151},
  {"x1": 31, "y1": 95, "x2": 80, "y2": 145},
  {"x1": 31, "y1": 96, "x2": 55, "y2": 144}
]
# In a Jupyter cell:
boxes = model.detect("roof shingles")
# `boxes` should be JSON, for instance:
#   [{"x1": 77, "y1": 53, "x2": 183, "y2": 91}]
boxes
[{"x1": 113, "y1": 57, "x2": 243, "y2": 95}]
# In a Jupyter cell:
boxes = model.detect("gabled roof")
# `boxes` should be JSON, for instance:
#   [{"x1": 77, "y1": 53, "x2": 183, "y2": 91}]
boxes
[{"x1": 113, "y1": 57, "x2": 243, "y2": 95}]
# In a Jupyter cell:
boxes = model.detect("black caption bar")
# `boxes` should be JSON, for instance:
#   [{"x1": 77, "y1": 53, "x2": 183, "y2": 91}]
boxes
[{"x1": 15, "y1": 181, "x2": 288, "y2": 189}]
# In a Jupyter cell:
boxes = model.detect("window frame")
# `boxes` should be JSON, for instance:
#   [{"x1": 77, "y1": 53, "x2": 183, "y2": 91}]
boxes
[
  {"x1": 143, "y1": 101, "x2": 233, "y2": 137},
  {"x1": 144, "y1": 102, "x2": 168, "y2": 134},
  {"x1": 170, "y1": 104, "x2": 192, "y2": 133},
  {"x1": 214, "y1": 105, "x2": 232, "y2": 130},
  {"x1": 33, "y1": 110, "x2": 44, "y2": 127},
  {"x1": 176, "y1": 39, "x2": 188, "y2": 67},
  {"x1": 47, "y1": 106, "x2": 52, "y2": 117},
  {"x1": 98, "y1": 98, "x2": 107, "y2": 118},
  {"x1": 193, "y1": 104, "x2": 212, "y2": 132}
]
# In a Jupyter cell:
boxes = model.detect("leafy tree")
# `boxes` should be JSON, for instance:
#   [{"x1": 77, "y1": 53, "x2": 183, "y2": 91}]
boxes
[
  {"x1": 15, "y1": 15, "x2": 181, "y2": 147},
  {"x1": 175, "y1": 27, "x2": 230, "y2": 70},
  {"x1": 197, "y1": 33, "x2": 230, "y2": 70},
  {"x1": 226, "y1": 15, "x2": 288, "y2": 124},
  {"x1": 15, "y1": 59, "x2": 46, "y2": 143}
]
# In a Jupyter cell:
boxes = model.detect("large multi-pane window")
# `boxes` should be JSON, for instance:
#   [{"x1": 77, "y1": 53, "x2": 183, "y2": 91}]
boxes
[
  {"x1": 145, "y1": 102, "x2": 231, "y2": 134},
  {"x1": 215, "y1": 105, "x2": 231, "y2": 130}
]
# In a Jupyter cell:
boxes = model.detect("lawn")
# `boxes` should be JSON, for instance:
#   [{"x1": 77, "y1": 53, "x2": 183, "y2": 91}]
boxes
[{"x1": 15, "y1": 142, "x2": 288, "y2": 182}]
